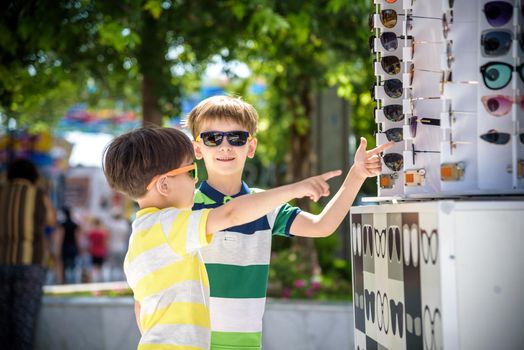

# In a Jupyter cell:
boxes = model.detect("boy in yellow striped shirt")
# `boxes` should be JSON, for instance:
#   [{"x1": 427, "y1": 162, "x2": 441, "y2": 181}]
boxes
[{"x1": 102, "y1": 127, "x2": 340, "y2": 349}]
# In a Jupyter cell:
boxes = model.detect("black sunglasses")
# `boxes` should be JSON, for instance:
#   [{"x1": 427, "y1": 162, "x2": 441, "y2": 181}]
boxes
[
  {"x1": 383, "y1": 104, "x2": 404, "y2": 122},
  {"x1": 383, "y1": 153, "x2": 403, "y2": 172},
  {"x1": 383, "y1": 79, "x2": 403, "y2": 99},
  {"x1": 484, "y1": 1, "x2": 513, "y2": 27},
  {"x1": 198, "y1": 131, "x2": 252, "y2": 147},
  {"x1": 382, "y1": 128, "x2": 403, "y2": 143},
  {"x1": 372, "y1": 79, "x2": 403, "y2": 100},
  {"x1": 480, "y1": 130, "x2": 524, "y2": 145},
  {"x1": 481, "y1": 29, "x2": 513, "y2": 56}
]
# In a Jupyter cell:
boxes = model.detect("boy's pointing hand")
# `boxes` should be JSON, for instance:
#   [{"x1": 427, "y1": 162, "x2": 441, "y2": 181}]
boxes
[
  {"x1": 353, "y1": 138, "x2": 394, "y2": 179},
  {"x1": 293, "y1": 170, "x2": 342, "y2": 202}
]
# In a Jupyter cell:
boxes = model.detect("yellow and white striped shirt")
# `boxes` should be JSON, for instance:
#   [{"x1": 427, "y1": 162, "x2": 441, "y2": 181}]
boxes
[{"x1": 125, "y1": 207, "x2": 212, "y2": 350}]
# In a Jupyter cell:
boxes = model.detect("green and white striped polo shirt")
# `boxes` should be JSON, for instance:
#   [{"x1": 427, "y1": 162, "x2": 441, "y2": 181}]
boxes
[{"x1": 193, "y1": 181, "x2": 300, "y2": 350}]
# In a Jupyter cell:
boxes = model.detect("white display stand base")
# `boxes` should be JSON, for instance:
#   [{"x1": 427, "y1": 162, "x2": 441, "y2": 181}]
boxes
[{"x1": 350, "y1": 200, "x2": 524, "y2": 349}]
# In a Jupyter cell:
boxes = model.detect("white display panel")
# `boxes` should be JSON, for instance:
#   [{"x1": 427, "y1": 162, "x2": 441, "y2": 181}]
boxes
[{"x1": 350, "y1": 200, "x2": 524, "y2": 350}]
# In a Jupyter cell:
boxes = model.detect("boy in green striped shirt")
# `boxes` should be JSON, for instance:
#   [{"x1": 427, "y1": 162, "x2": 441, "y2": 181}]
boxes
[
  {"x1": 186, "y1": 96, "x2": 391, "y2": 349},
  {"x1": 103, "y1": 127, "x2": 340, "y2": 349}
]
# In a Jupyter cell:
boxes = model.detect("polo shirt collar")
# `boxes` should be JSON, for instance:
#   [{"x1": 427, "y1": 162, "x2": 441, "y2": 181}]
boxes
[{"x1": 199, "y1": 181, "x2": 250, "y2": 204}]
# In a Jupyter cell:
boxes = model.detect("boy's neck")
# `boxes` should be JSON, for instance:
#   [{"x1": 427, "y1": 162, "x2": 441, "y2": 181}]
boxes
[{"x1": 206, "y1": 172, "x2": 244, "y2": 196}]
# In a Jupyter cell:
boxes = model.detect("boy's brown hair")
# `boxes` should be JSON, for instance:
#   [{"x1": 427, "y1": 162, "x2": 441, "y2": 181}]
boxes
[
  {"x1": 103, "y1": 127, "x2": 194, "y2": 199},
  {"x1": 185, "y1": 95, "x2": 258, "y2": 138}
]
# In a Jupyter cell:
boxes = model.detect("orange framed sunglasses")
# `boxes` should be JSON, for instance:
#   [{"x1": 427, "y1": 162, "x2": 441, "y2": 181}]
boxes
[{"x1": 146, "y1": 163, "x2": 198, "y2": 191}]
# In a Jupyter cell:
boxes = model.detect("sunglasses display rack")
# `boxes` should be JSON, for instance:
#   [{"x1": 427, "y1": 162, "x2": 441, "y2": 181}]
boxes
[
  {"x1": 371, "y1": 0, "x2": 524, "y2": 198},
  {"x1": 353, "y1": 1, "x2": 524, "y2": 349}
]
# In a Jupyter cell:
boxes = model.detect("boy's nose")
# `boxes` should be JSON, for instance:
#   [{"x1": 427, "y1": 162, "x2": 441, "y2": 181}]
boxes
[{"x1": 218, "y1": 139, "x2": 233, "y2": 149}]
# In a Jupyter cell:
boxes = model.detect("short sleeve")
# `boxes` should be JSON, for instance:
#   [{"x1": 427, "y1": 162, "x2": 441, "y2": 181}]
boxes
[
  {"x1": 169, "y1": 208, "x2": 212, "y2": 254},
  {"x1": 272, "y1": 203, "x2": 301, "y2": 237}
]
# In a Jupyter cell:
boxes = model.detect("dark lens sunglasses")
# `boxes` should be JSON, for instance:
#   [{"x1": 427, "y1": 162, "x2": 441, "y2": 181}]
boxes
[
  {"x1": 480, "y1": 130, "x2": 524, "y2": 145},
  {"x1": 481, "y1": 30, "x2": 513, "y2": 56},
  {"x1": 383, "y1": 153, "x2": 403, "y2": 172},
  {"x1": 370, "y1": 32, "x2": 409, "y2": 53},
  {"x1": 383, "y1": 79, "x2": 403, "y2": 99},
  {"x1": 383, "y1": 104, "x2": 404, "y2": 122},
  {"x1": 484, "y1": 1, "x2": 513, "y2": 27},
  {"x1": 480, "y1": 62, "x2": 524, "y2": 90},
  {"x1": 198, "y1": 131, "x2": 252, "y2": 147},
  {"x1": 380, "y1": 55, "x2": 401, "y2": 75},
  {"x1": 382, "y1": 127, "x2": 403, "y2": 142},
  {"x1": 409, "y1": 117, "x2": 440, "y2": 138}
]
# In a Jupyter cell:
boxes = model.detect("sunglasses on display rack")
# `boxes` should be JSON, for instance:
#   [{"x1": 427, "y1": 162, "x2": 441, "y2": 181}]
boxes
[
  {"x1": 382, "y1": 145, "x2": 440, "y2": 172},
  {"x1": 483, "y1": 1, "x2": 513, "y2": 27},
  {"x1": 197, "y1": 131, "x2": 252, "y2": 147},
  {"x1": 481, "y1": 95, "x2": 524, "y2": 116},
  {"x1": 383, "y1": 153, "x2": 404, "y2": 172},
  {"x1": 146, "y1": 163, "x2": 198, "y2": 191},
  {"x1": 408, "y1": 116, "x2": 440, "y2": 138},
  {"x1": 373, "y1": 79, "x2": 403, "y2": 99},
  {"x1": 377, "y1": 55, "x2": 402, "y2": 75},
  {"x1": 480, "y1": 62, "x2": 524, "y2": 90},
  {"x1": 410, "y1": 144, "x2": 440, "y2": 166},
  {"x1": 383, "y1": 104, "x2": 404, "y2": 122},
  {"x1": 369, "y1": 33, "x2": 414, "y2": 53},
  {"x1": 379, "y1": 127, "x2": 404, "y2": 142},
  {"x1": 371, "y1": 9, "x2": 443, "y2": 31},
  {"x1": 481, "y1": 30, "x2": 514, "y2": 56},
  {"x1": 480, "y1": 130, "x2": 524, "y2": 145},
  {"x1": 441, "y1": 12, "x2": 454, "y2": 39}
]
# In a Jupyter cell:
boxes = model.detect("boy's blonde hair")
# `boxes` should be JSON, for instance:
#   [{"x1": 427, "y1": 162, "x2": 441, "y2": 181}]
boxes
[{"x1": 185, "y1": 95, "x2": 258, "y2": 138}]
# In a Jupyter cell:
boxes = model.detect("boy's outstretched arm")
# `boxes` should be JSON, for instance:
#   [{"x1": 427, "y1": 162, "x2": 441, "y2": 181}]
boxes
[
  {"x1": 206, "y1": 170, "x2": 342, "y2": 234},
  {"x1": 290, "y1": 138, "x2": 394, "y2": 237}
]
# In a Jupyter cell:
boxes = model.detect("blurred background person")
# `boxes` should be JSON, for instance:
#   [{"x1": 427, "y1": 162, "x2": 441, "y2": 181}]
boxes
[
  {"x1": 87, "y1": 217, "x2": 108, "y2": 282},
  {"x1": 57, "y1": 206, "x2": 80, "y2": 284},
  {"x1": 0, "y1": 158, "x2": 53, "y2": 349},
  {"x1": 105, "y1": 209, "x2": 130, "y2": 281}
]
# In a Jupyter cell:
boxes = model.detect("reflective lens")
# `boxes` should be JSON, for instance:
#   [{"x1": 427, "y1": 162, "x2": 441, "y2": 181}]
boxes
[
  {"x1": 480, "y1": 130, "x2": 510, "y2": 144},
  {"x1": 520, "y1": 133, "x2": 524, "y2": 143},
  {"x1": 481, "y1": 30, "x2": 513, "y2": 56},
  {"x1": 381, "y1": 56, "x2": 401, "y2": 75},
  {"x1": 200, "y1": 131, "x2": 251, "y2": 147},
  {"x1": 383, "y1": 104, "x2": 404, "y2": 122},
  {"x1": 481, "y1": 95, "x2": 512, "y2": 116},
  {"x1": 381, "y1": 9, "x2": 397, "y2": 28},
  {"x1": 384, "y1": 128, "x2": 403, "y2": 142},
  {"x1": 380, "y1": 32, "x2": 398, "y2": 51},
  {"x1": 480, "y1": 62, "x2": 513, "y2": 90},
  {"x1": 384, "y1": 79, "x2": 403, "y2": 98},
  {"x1": 518, "y1": 63, "x2": 524, "y2": 83},
  {"x1": 484, "y1": 1, "x2": 513, "y2": 27},
  {"x1": 383, "y1": 153, "x2": 403, "y2": 172}
]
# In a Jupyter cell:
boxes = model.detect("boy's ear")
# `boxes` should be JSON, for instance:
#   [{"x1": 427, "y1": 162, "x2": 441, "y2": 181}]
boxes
[
  {"x1": 156, "y1": 176, "x2": 170, "y2": 197},
  {"x1": 247, "y1": 137, "x2": 257, "y2": 159},
  {"x1": 192, "y1": 140, "x2": 203, "y2": 160}
]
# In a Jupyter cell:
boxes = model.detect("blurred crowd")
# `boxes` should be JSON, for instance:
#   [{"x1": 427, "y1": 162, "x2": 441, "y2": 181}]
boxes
[{"x1": 46, "y1": 205, "x2": 131, "y2": 285}]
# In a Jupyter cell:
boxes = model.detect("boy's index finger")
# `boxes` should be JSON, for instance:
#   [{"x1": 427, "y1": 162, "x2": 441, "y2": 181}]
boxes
[
  {"x1": 368, "y1": 141, "x2": 394, "y2": 156},
  {"x1": 321, "y1": 170, "x2": 342, "y2": 181}
]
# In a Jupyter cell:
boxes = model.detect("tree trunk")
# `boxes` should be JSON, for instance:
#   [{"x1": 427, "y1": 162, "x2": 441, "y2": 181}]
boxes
[
  {"x1": 141, "y1": 74, "x2": 162, "y2": 126},
  {"x1": 289, "y1": 77, "x2": 321, "y2": 277},
  {"x1": 138, "y1": 9, "x2": 166, "y2": 127}
]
